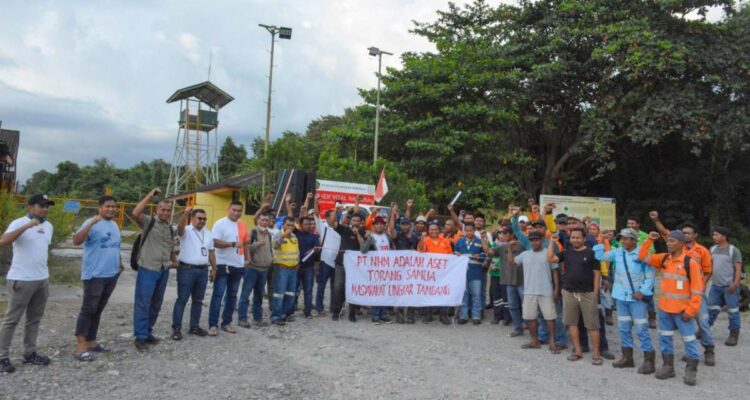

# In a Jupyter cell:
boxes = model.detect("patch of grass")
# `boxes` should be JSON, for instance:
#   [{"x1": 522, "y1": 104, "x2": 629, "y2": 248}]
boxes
[{"x1": 0, "y1": 255, "x2": 81, "y2": 287}]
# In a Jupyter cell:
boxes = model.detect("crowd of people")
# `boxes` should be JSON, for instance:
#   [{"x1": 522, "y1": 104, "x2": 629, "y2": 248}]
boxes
[{"x1": 0, "y1": 190, "x2": 744, "y2": 387}]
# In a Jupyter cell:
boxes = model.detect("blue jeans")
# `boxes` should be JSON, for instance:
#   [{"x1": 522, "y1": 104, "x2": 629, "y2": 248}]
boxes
[
  {"x1": 371, "y1": 307, "x2": 388, "y2": 320},
  {"x1": 539, "y1": 296, "x2": 567, "y2": 345},
  {"x1": 694, "y1": 292, "x2": 715, "y2": 347},
  {"x1": 316, "y1": 262, "x2": 335, "y2": 313},
  {"x1": 658, "y1": 310, "x2": 700, "y2": 360},
  {"x1": 171, "y1": 266, "x2": 208, "y2": 330},
  {"x1": 296, "y1": 266, "x2": 315, "y2": 315},
  {"x1": 208, "y1": 265, "x2": 243, "y2": 328},
  {"x1": 133, "y1": 267, "x2": 169, "y2": 340},
  {"x1": 708, "y1": 285, "x2": 741, "y2": 333},
  {"x1": 480, "y1": 271, "x2": 487, "y2": 311},
  {"x1": 238, "y1": 268, "x2": 269, "y2": 322},
  {"x1": 506, "y1": 285, "x2": 525, "y2": 333},
  {"x1": 460, "y1": 279, "x2": 482, "y2": 320},
  {"x1": 616, "y1": 299, "x2": 653, "y2": 352},
  {"x1": 271, "y1": 266, "x2": 298, "y2": 321}
]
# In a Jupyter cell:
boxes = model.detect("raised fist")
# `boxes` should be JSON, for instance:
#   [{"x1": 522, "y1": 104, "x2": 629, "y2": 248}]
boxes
[
  {"x1": 648, "y1": 231, "x2": 661, "y2": 240},
  {"x1": 649, "y1": 211, "x2": 659, "y2": 221},
  {"x1": 406, "y1": 199, "x2": 414, "y2": 208}
]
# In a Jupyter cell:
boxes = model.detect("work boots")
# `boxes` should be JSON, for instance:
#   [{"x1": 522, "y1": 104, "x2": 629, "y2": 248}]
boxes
[
  {"x1": 648, "y1": 311, "x2": 657, "y2": 329},
  {"x1": 655, "y1": 353, "x2": 676, "y2": 380},
  {"x1": 439, "y1": 309, "x2": 451, "y2": 325},
  {"x1": 725, "y1": 331, "x2": 739, "y2": 346},
  {"x1": 683, "y1": 359, "x2": 699, "y2": 386},
  {"x1": 638, "y1": 351, "x2": 656, "y2": 375},
  {"x1": 704, "y1": 346, "x2": 716, "y2": 366},
  {"x1": 612, "y1": 347, "x2": 635, "y2": 368}
]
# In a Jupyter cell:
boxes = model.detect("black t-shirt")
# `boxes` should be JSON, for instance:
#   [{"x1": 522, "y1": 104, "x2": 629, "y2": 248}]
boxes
[
  {"x1": 335, "y1": 224, "x2": 359, "y2": 265},
  {"x1": 558, "y1": 247, "x2": 600, "y2": 292}
]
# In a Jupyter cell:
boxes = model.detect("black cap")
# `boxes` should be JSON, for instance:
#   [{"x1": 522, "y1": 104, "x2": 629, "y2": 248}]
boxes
[
  {"x1": 398, "y1": 216, "x2": 411, "y2": 225},
  {"x1": 528, "y1": 231, "x2": 543, "y2": 241},
  {"x1": 27, "y1": 194, "x2": 55, "y2": 206},
  {"x1": 531, "y1": 219, "x2": 546, "y2": 228},
  {"x1": 554, "y1": 213, "x2": 568, "y2": 223}
]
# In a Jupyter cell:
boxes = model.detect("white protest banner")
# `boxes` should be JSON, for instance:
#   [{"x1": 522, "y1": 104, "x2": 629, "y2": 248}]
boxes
[{"x1": 343, "y1": 250, "x2": 469, "y2": 307}]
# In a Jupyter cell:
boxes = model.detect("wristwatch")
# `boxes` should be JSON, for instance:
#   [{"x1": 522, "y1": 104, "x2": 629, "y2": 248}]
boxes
[{"x1": 231, "y1": 241, "x2": 237, "y2": 248}]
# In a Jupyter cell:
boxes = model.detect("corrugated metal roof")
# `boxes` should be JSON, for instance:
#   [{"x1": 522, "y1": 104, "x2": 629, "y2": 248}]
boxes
[
  {"x1": 166, "y1": 81, "x2": 234, "y2": 109},
  {"x1": 166, "y1": 172, "x2": 263, "y2": 199},
  {"x1": 0, "y1": 129, "x2": 20, "y2": 162}
]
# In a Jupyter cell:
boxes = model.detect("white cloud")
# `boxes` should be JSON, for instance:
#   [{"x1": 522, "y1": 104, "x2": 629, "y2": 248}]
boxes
[{"x1": 0, "y1": 0, "x2": 510, "y2": 183}]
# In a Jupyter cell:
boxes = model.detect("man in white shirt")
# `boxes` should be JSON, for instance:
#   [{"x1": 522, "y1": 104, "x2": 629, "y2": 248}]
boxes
[
  {"x1": 171, "y1": 207, "x2": 216, "y2": 340},
  {"x1": 208, "y1": 202, "x2": 249, "y2": 335},
  {"x1": 314, "y1": 195, "x2": 341, "y2": 317},
  {"x1": 0, "y1": 194, "x2": 55, "y2": 373}
]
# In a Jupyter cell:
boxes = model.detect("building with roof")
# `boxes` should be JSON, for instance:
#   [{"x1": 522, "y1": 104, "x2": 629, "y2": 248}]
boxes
[{"x1": 0, "y1": 122, "x2": 20, "y2": 193}]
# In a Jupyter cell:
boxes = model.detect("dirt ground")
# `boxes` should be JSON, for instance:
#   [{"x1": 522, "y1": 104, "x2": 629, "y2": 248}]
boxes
[{"x1": 0, "y1": 251, "x2": 749, "y2": 400}]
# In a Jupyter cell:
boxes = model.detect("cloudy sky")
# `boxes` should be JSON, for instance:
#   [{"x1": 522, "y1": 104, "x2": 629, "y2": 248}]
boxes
[{"x1": 0, "y1": 0, "x2": 511, "y2": 183}]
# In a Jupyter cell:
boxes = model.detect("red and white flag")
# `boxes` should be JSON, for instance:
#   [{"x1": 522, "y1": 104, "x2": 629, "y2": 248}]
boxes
[{"x1": 375, "y1": 168, "x2": 389, "y2": 203}]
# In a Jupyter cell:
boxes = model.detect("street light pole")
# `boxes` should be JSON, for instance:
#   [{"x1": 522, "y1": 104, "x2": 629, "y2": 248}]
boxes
[
  {"x1": 259, "y1": 24, "x2": 292, "y2": 195},
  {"x1": 368, "y1": 47, "x2": 392, "y2": 165}
]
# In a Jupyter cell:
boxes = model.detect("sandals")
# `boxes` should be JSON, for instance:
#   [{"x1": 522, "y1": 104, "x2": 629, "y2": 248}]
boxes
[
  {"x1": 75, "y1": 351, "x2": 94, "y2": 362},
  {"x1": 567, "y1": 354, "x2": 583, "y2": 362},
  {"x1": 549, "y1": 347, "x2": 561, "y2": 355},
  {"x1": 88, "y1": 344, "x2": 110, "y2": 353},
  {"x1": 592, "y1": 357, "x2": 603, "y2": 366},
  {"x1": 521, "y1": 343, "x2": 541, "y2": 349}
]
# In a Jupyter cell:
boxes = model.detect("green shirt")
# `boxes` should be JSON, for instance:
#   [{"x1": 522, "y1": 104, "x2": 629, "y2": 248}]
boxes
[
  {"x1": 489, "y1": 242, "x2": 501, "y2": 278},
  {"x1": 137, "y1": 215, "x2": 175, "y2": 271}
]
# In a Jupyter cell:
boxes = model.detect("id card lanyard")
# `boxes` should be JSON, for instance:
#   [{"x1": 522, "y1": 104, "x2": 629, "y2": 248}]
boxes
[{"x1": 193, "y1": 228, "x2": 208, "y2": 257}]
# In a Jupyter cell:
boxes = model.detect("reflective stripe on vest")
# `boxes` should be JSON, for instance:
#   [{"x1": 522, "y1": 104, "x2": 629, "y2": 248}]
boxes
[
  {"x1": 662, "y1": 292, "x2": 690, "y2": 301},
  {"x1": 662, "y1": 272, "x2": 688, "y2": 282}
]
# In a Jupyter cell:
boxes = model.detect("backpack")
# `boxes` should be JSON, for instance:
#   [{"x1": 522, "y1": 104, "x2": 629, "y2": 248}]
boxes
[{"x1": 130, "y1": 218, "x2": 156, "y2": 271}]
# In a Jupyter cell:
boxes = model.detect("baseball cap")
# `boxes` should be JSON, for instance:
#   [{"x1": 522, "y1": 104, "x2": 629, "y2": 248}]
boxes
[
  {"x1": 518, "y1": 216, "x2": 529, "y2": 223},
  {"x1": 531, "y1": 219, "x2": 546, "y2": 228},
  {"x1": 27, "y1": 194, "x2": 55, "y2": 206},
  {"x1": 398, "y1": 216, "x2": 411, "y2": 225},
  {"x1": 373, "y1": 216, "x2": 386, "y2": 225},
  {"x1": 668, "y1": 230, "x2": 686, "y2": 243},
  {"x1": 555, "y1": 213, "x2": 568, "y2": 223},
  {"x1": 616, "y1": 228, "x2": 639, "y2": 240},
  {"x1": 528, "y1": 231, "x2": 543, "y2": 241},
  {"x1": 415, "y1": 215, "x2": 427, "y2": 224}
]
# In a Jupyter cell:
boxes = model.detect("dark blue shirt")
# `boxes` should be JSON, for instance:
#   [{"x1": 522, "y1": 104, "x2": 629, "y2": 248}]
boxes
[
  {"x1": 294, "y1": 229, "x2": 320, "y2": 269},
  {"x1": 455, "y1": 236, "x2": 486, "y2": 281}
]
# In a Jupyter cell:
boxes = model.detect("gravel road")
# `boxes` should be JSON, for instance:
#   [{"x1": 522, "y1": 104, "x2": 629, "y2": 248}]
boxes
[{"x1": 1, "y1": 266, "x2": 748, "y2": 400}]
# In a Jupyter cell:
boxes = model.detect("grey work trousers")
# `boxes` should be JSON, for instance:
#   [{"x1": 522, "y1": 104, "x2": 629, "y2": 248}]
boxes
[{"x1": 0, "y1": 279, "x2": 49, "y2": 358}]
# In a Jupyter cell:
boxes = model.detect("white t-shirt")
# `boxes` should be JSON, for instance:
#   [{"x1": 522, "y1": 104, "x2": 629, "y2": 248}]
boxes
[
  {"x1": 212, "y1": 217, "x2": 244, "y2": 267},
  {"x1": 179, "y1": 225, "x2": 215, "y2": 266},
  {"x1": 315, "y1": 216, "x2": 341, "y2": 267},
  {"x1": 372, "y1": 232, "x2": 392, "y2": 251},
  {"x1": 5, "y1": 216, "x2": 53, "y2": 281}
]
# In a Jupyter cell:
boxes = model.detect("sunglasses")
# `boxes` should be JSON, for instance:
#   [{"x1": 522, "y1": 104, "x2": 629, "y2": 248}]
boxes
[{"x1": 196, "y1": 217, "x2": 207, "y2": 221}]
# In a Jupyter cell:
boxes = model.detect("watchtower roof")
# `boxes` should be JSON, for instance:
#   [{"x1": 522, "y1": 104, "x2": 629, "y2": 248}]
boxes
[{"x1": 166, "y1": 81, "x2": 234, "y2": 110}]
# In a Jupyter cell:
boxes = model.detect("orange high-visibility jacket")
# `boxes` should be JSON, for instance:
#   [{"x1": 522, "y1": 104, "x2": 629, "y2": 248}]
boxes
[
  {"x1": 686, "y1": 242, "x2": 712, "y2": 276},
  {"x1": 639, "y1": 238, "x2": 703, "y2": 317}
]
